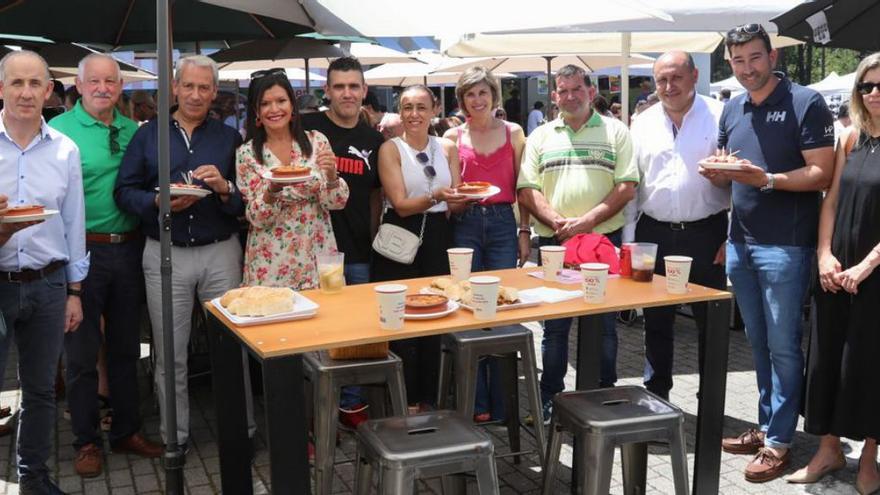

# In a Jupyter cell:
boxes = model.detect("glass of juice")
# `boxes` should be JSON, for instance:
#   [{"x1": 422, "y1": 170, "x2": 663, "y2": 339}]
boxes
[
  {"x1": 317, "y1": 252, "x2": 345, "y2": 293},
  {"x1": 630, "y1": 243, "x2": 658, "y2": 282}
]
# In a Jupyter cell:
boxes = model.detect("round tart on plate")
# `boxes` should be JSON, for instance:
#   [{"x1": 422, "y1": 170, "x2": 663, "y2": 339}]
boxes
[{"x1": 404, "y1": 294, "x2": 449, "y2": 314}]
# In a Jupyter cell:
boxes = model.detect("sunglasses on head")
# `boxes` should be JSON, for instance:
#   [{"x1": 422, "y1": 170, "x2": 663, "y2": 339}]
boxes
[
  {"x1": 249, "y1": 67, "x2": 287, "y2": 80},
  {"x1": 416, "y1": 152, "x2": 436, "y2": 180},
  {"x1": 857, "y1": 81, "x2": 880, "y2": 95},
  {"x1": 732, "y1": 23, "x2": 765, "y2": 35},
  {"x1": 109, "y1": 125, "x2": 120, "y2": 155}
]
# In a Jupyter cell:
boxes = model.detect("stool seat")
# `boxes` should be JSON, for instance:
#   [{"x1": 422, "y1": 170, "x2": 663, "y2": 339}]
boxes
[
  {"x1": 355, "y1": 411, "x2": 500, "y2": 495},
  {"x1": 542, "y1": 386, "x2": 689, "y2": 495},
  {"x1": 449, "y1": 325, "x2": 533, "y2": 345}
]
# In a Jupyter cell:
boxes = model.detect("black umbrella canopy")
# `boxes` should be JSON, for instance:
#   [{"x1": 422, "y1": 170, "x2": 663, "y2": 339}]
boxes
[
  {"x1": 0, "y1": 0, "x2": 312, "y2": 47},
  {"x1": 211, "y1": 37, "x2": 343, "y2": 63},
  {"x1": 771, "y1": 0, "x2": 880, "y2": 51}
]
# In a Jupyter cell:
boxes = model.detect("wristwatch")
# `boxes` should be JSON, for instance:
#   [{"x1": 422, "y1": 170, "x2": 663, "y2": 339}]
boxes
[
  {"x1": 225, "y1": 179, "x2": 236, "y2": 195},
  {"x1": 67, "y1": 287, "x2": 82, "y2": 297},
  {"x1": 759, "y1": 173, "x2": 775, "y2": 193}
]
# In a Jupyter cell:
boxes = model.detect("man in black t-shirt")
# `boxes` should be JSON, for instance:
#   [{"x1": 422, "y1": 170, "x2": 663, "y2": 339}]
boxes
[{"x1": 301, "y1": 57, "x2": 384, "y2": 435}]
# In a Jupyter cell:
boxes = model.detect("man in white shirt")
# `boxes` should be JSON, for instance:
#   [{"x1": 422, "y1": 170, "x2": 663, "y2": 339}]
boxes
[
  {"x1": 526, "y1": 100, "x2": 544, "y2": 134},
  {"x1": 629, "y1": 51, "x2": 730, "y2": 400}
]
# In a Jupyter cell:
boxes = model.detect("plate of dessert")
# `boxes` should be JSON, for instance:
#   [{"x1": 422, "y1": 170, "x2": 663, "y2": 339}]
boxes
[
  {"x1": 155, "y1": 183, "x2": 212, "y2": 197},
  {"x1": 403, "y1": 293, "x2": 460, "y2": 319},
  {"x1": 212, "y1": 285, "x2": 319, "y2": 326},
  {"x1": 455, "y1": 181, "x2": 501, "y2": 200},
  {"x1": 421, "y1": 277, "x2": 540, "y2": 311},
  {"x1": 0, "y1": 204, "x2": 58, "y2": 223},
  {"x1": 262, "y1": 165, "x2": 314, "y2": 184},
  {"x1": 698, "y1": 150, "x2": 753, "y2": 170}
]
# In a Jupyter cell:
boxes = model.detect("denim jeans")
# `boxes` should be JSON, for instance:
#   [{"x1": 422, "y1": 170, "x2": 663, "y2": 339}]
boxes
[
  {"x1": 538, "y1": 232, "x2": 620, "y2": 406},
  {"x1": 340, "y1": 262, "x2": 371, "y2": 409},
  {"x1": 0, "y1": 268, "x2": 67, "y2": 483},
  {"x1": 452, "y1": 204, "x2": 518, "y2": 418},
  {"x1": 66, "y1": 239, "x2": 145, "y2": 450},
  {"x1": 727, "y1": 242, "x2": 812, "y2": 449}
]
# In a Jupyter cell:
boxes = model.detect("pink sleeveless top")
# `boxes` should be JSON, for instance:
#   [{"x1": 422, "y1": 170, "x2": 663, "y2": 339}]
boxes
[{"x1": 457, "y1": 123, "x2": 516, "y2": 205}]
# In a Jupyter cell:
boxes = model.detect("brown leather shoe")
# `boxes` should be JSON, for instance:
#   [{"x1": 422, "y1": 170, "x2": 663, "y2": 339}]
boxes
[
  {"x1": 111, "y1": 432, "x2": 163, "y2": 458},
  {"x1": 74, "y1": 443, "x2": 103, "y2": 477},
  {"x1": 0, "y1": 423, "x2": 12, "y2": 437},
  {"x1": 722, "y1": 428, "x2": 765, "y2": 455},
  {"x1": 745, "y1": 447, "x2": 791, "y2": 483}
]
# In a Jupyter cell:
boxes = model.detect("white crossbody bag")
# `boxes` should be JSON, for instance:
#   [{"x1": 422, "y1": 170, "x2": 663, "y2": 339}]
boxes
[{"x1": 372, "y1": 210, "x2": 427, "y2": 265}]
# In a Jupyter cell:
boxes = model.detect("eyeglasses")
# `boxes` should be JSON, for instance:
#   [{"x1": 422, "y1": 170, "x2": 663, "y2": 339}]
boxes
[
  {"x1": 416, "y1": 151, "x2": 436, "y2": 180},
  {"x1": 857, "y1": 81, "x2": 880, "y2": 95},
  {"x1": 249, "y1": 67, "x2": 286, "y2": 80},
  {"x1": 109, "y1": 125, "x2": 120, "y2": 155}
]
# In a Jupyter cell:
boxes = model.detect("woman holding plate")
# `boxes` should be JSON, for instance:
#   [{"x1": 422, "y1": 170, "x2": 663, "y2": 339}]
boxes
[
  {"x1": 372, "y1": 84, "x2": 468, "y2": 409},
  {"x1": 236, "y1": 69, "x2": 349, "y2": 290},
  {"x1": 443, "y1": 67, "x2": 530, "y2": 422}
]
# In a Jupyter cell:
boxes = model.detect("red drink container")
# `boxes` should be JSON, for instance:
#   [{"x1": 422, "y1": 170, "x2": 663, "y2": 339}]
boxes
[{"x1": 620, "y1": 243, "x2": 634, "y2": 278}]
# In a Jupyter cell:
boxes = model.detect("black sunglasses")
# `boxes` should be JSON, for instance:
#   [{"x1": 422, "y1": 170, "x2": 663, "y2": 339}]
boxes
[
  {"x1": 109, "y1": 125, "x2": 120, "y2": 155},
  {"x1": 415, "y1": 151, "x2": 436, "y2": 180},
  {"x1": 857, "y1": 81, "x2": 880, "y2": 95},
  {"x1": 249, "y1": 67, "x2": 287, "y2": 80}
]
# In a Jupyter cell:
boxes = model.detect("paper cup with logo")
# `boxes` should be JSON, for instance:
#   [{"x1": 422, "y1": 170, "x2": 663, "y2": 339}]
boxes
[
  {"x1": 539, "y1": 245, "x2": 566, "y2": 282},
  {"x1": 447, "y1": 247, "x2": 474, "y2": 282},
  {"x1": 664, "y1": 256, "x2": 693, "y2": 294},
  {"x1": 468, "y1": 275, "x2": 500, "y2": 320},
  {"x1": 374, "y1": 284, "x2": 407, "y2": 330},
  {"x1": 580, "y1": 263, "x2": 609, "y2": 303}
]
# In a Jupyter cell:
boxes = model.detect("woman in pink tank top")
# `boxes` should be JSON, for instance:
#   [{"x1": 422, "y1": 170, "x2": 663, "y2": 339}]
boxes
[{"x1": 443, "y1": 67, "x2": 530, "y2": 423}]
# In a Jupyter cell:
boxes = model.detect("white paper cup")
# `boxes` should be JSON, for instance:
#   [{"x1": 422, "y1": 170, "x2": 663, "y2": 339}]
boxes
[
  {"x1": 664, "y1": 256, "x2": 693, "y2": 294},
  {"x1": 540, "y1": 246, "x2": 566, "y2": 282},
  {"x1": 374, "y1": 284, "x2": 407, "y2": 330},
  {"x1": 580, "y1": 263, "x2": 609, "y2": 303},
  {"x1": 469, "y1": 275, "x2": 500, "y2": 320},
  {"x1": 447, "y1": 247, "x2": 474, "y2": 282}
]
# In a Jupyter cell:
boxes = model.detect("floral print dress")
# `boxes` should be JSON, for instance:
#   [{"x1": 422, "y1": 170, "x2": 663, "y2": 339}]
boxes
[{"x1": 236, "y1": 131, "x2": 349, "y2": 289}]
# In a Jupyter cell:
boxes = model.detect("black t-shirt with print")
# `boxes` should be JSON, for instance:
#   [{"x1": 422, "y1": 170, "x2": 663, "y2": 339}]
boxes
[{"x1": 302, "y1": 111, "x2": 384, "y2": 263}]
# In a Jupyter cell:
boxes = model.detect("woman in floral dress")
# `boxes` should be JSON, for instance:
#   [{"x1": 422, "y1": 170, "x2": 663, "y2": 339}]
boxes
[{"x1": 236, "y1": 69, "x2": 349, "y2": 289}]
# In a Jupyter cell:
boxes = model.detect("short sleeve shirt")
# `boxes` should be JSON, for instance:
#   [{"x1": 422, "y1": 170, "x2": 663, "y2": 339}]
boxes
[
  {"x1": 517, "y1": 111, "x2": 638, "y2": 237},
  {"x1": 718, "y1": 75, "x2": 834, "y2": 247}
]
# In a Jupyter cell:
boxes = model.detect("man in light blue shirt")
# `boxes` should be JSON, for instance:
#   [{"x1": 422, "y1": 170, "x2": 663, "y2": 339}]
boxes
[{"x1": 0, "y1": 49, "x2": 88, "y2": 495}]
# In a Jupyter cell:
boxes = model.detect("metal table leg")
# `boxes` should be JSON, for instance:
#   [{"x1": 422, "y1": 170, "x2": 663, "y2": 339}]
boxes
[
  {"x1": 263, "y1": 354, "x2": 312, "y2": 495},
  {"x1": 693, "y1": 299, "x2": 731, "y2": 495},
  {"x1": 207, "y1": 312, "x2": 252, "y2": 494}
]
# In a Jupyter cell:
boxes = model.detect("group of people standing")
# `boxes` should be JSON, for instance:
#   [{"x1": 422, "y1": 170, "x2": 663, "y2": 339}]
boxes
[{"x1": 0, "y1": 20, "x2": 878, "y2": 494}]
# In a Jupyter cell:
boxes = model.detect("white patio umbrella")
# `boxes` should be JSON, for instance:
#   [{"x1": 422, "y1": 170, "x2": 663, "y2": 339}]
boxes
[
  {"x1": 709, "y1": 75, "x2": 746, "y2": 97},
  {"x1": 218, "y1": 67, "x2": 326, "y2": 82},
  {"x1": 590, "y1": 62, "x2": 655, "y2": 78},
  {"x1": 363, "y1": 62, "x2": 514, "y2": 86}
]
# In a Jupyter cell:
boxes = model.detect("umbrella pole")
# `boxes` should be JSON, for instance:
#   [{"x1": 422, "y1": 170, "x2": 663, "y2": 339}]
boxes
[
  {"x1": 157, "y1": 1, "x2": 185, "y2": 493},
  {"x1": 621, "y1": 33, "x2": 631, "y2": 123},
  {"x1": 545, "y1": 56, "x2": 553, "y2": 112},
  {"x1": 305, "y1": 58, "x2": 310, "y2": 92}
]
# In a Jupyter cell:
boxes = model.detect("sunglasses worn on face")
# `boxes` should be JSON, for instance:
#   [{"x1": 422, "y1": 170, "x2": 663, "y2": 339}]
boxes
[
  {"x1": 857, "y1": 82, "x2": 880, "y2": 95},
  {"x1": 250, "y1": 67, "x2": 286, "y2": 80},
  {"x1": 109, "y1": 125, "x2": 120, "y2": 155}
]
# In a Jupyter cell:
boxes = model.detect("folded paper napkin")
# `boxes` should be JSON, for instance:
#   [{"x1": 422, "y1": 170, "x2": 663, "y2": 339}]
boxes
[
  {"x1": 527, "y1": 269, "x2": 583, "y2": 284},
  {"x1": 519, "y1": 287, "x2": 584, "y2": 304}
]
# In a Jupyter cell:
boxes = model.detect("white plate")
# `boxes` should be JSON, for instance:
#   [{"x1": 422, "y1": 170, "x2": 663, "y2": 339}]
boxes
[
  {"x1": 211, "y1": 292, "x2": 319, "y2": 327},
  {"x1": 0, "y1": 209, "x2": 59, "y2": 223},
  {"x1": 261, "y1": 169, "x2": 315, "y2": 184},
  {"x1": 697, "y1": 159, "x2": 749, "y2": 171},
  {"x1": 456, "y1": 185, "x2": 501, "y2": 200},
  {"x1": 460, "y1": 291, "x2": 542, "y2": 312},
  {"x1": 404, "y1": 300, "x2": 460, "y2": 320},
  {"x1": 154, "y1": 186, "x2": 212, "y2": 197}
]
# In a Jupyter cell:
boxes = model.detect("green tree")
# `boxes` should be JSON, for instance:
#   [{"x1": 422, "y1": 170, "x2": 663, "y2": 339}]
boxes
[{"x1": 710, "y1": 42, "x2": 862, "y2": 86}]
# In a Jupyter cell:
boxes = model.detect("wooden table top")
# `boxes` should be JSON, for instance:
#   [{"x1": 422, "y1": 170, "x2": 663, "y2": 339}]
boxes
[{"x1": 205, "y1": 268, "x2": 731, "y2": 359}]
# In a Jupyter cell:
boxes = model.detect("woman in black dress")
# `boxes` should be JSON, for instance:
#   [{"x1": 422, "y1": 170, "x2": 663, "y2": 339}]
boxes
[{"x1": 787, "y1": 53, "x2": 880, "y2": 495}]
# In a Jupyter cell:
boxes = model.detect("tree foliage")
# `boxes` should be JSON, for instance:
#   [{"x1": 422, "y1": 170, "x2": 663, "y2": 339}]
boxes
[{"x1": 710, "y1": 42, "x2": 863, "y2": 85}]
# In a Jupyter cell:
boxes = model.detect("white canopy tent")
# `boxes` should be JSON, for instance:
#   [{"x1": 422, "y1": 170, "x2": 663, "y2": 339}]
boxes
[
  {"x1": 809, "y1": 71, "x2": 855, "y2": 97},
  {"x1": 710, "y1": 75, "x2": 746, "y2": 97}
]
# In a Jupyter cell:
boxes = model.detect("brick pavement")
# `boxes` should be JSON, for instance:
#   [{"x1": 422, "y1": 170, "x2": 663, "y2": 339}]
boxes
[{"x1": 0, "y1": 312, "x2": 869, "y2": 494}]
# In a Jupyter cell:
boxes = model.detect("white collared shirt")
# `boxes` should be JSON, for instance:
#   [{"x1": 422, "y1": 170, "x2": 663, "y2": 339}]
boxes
[{"x1": 629, "y1": 94, "x2": 730, "y2": 223}]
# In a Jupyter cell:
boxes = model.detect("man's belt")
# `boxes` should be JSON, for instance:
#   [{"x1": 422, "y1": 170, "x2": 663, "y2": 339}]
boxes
[
  {"x1": 86, "y1": 231, "x2": 140, "y2": 244},
  {"x1": 642, "y1": 211, "x2": 727, "y2": 231},
  {"x1": 0, "y1": 260, "x2": 67, "y2": 283}
]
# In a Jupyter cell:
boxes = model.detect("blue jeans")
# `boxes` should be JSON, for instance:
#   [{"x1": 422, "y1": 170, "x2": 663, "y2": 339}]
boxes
[
  {"x1": 0, "y1": 268, "x2": 67, "y2": 483},
  {"x1": 452, "y1": 204, "x2": 519, "y2": 418},
  {"x1": 538, "y1": 233, "x2": 620, "y2": 406},
  {"x1": 726, "y1": 242, "x2": 812, "y2": 449},
  {"x1": 340, "y1": 263, "x2": 371, "y2": 409}
]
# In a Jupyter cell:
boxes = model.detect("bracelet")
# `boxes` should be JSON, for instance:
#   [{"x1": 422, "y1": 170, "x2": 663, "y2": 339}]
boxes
[
  {"x1": 326, "y1": 179, "x2": 340, "y2": 189},
  {"x1": 428, "y1": 192, "x2": 438, "y2": 206},
  {"x1": 518, "y1": 228, "x2": 531, "y2": 234}
]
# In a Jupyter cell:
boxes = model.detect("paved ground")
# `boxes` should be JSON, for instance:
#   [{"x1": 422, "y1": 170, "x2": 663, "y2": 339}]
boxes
[{"x1": 0, "y1": 309, "x2": 871, "y2": 494}]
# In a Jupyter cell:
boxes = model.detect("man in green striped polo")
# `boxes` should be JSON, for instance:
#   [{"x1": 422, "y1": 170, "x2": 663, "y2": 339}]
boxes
[{"x1": 517, "y1": 64, "x2": 638, "y2": 421}]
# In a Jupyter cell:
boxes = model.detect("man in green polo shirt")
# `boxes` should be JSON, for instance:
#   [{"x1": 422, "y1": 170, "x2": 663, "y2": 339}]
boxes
[
  {"x1": 50, "y1": 53, "x2": 161, "y2": 478},
  {"x1": 517, "y1": 64, "x2": 638, "y2": 421}
]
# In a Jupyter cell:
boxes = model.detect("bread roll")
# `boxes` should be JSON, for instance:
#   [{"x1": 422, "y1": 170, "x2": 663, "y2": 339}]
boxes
[
  {"x1": 431, "y1": 277, "x2": 454, "y2": 290},
  {"x1": 228, "y1": 293, "x2": 294, "y2": 316}
]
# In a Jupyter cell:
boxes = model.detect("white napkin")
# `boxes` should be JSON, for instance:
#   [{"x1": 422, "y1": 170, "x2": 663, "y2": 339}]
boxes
[{"x1": 519, "y1": 287, "x2": 584, "y2": 304}]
